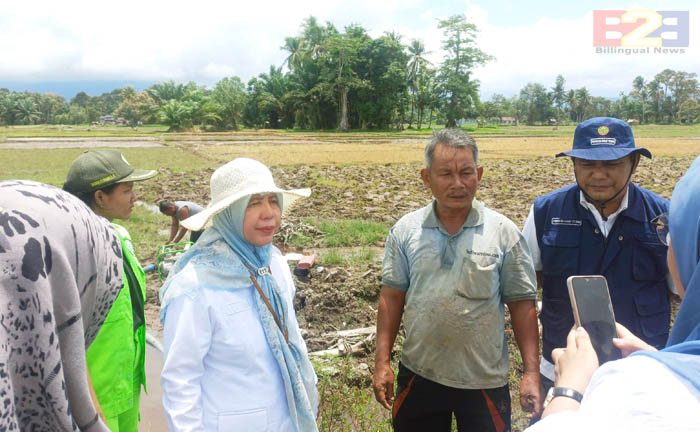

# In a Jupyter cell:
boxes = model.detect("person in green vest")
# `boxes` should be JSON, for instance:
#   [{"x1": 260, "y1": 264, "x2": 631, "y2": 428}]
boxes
[{"x1": 63, "y1": 149, "x2": 157, "y2": 431}]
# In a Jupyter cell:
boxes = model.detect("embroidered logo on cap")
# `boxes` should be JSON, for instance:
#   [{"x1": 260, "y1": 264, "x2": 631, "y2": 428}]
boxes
[{"x1": 598, "y1": 126, "x2": 610, "y2": 136}]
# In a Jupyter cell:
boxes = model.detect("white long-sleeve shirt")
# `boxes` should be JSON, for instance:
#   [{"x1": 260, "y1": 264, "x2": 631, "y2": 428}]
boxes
[
  {"x1": 525, "y1": 355, "x2": 700, "y2": 432},
  {"x1": 161, "y1": 248, "x2": 312, "y2": 431}
]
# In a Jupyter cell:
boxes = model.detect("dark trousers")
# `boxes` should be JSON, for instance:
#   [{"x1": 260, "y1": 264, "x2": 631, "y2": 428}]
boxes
[
  {"x1": 392, "y1": 362, "x2": 511, "y2": 432},
  {"x1": 189, "y1": 230, "x2": 203, "y2": 243}
]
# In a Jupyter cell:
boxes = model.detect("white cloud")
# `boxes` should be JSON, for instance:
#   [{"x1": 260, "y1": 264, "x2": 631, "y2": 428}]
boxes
[
  {"x1": 0, "y1": 0, "x2": 698, "y2": 99},
  {"x1": 472, "y1": 7, "x2": 700, "y2": 98}
]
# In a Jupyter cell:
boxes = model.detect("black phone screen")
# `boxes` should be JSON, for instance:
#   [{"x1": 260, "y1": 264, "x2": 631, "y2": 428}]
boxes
[{"x1": 571, "y1": 277, "x2": 622, "y2": 364}]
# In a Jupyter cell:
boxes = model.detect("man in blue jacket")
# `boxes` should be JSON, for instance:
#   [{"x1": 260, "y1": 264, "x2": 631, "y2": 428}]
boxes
[{"x1": 522, "y1": 117, "x2": 673, "y2": 407}]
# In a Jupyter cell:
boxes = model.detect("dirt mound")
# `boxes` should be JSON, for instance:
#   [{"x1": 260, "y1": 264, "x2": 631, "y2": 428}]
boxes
[{"x1": 293, "y1": 262, "x2": 382, "y2": 352}]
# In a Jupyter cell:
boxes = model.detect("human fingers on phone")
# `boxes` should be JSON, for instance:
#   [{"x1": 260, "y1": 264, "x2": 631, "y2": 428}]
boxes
[
  {"x1": 614, "y1": 322, "x2": 634, "y2": 338},
  {"x1": 612, "y1": 323, "x2": 656, "y2": 356},
  {"x1": 574, "y1": 326, "x2": 594, "y2": 350}
]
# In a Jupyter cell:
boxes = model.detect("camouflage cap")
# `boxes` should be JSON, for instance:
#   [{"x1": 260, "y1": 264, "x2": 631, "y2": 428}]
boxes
[{"x1": 63, "y1": 149, "x2": 156, "y2": 194}]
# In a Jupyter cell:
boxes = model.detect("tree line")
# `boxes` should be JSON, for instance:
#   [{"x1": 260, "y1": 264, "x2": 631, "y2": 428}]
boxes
[
  {"x1": 1, "y1": 15, "x2": 698, "y2": 130},
  {"x1": 487, "y1": 69, "x2": 700, "y2": 126}
]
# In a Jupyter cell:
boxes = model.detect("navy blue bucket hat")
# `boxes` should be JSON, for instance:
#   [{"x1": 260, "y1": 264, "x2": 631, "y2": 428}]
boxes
[{"x1": 556, "y1": 117, "x2": 652, "y2": 160}]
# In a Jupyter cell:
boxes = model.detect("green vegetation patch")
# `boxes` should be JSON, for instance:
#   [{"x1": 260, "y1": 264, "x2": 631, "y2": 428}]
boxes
[
  {"x1": 311, "y1": 218, "x2": 389, "y2": 247},
  {"x1": 313, "y1": 356, "x2": 392, "y2": 432},
  {"x1": 0, "y1": 147, "x2": 213, "y2": 185},
  {"x1": 0, "y1": 124, "x2": 168, "y2": 138},
  {"x1": 319, "y1": 248, "x2": 378, "y2": 266},
  {"x1": 119, "y1": 206, "x2": 166, "y2": 263}
]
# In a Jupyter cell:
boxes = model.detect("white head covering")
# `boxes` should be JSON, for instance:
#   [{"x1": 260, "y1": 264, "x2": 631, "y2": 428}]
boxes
[{"x1": 182, "y1": 158, "x2": 310, "y2": 231}]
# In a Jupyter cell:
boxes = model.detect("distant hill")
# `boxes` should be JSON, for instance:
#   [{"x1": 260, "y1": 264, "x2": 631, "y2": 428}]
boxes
[{"x1": 0, "y1": 80, "x2": 155, "y2": 100}]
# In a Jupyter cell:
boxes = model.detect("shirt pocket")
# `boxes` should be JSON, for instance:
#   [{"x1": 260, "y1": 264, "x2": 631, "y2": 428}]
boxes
[
  {"x1": 632, "y1": 232, "x2": 667, "y2": 281},
  {"x1": 217, "y1": 407, "x2": 267, "y2": 432},
  {"x1": 633, "y1": 282, "x2": 671, "y2": 343},
  {"x1": 458, "y1": 253, "x2": 499, "y2": 300},
  {"x1": 213, "y1": 298, "x2": 253, "y2": 353},
  {"x1": 541, "y1": 226, "x2": 580, "y2": 276}
]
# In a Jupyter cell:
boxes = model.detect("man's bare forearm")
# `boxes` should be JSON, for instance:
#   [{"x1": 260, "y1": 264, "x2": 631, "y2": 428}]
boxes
[
  {"x1": 508, "y1": 299, "x2": 540, "y2": 373},
  {"x1": 375, "y1": 286, "x2": 406, "y2": 365}
]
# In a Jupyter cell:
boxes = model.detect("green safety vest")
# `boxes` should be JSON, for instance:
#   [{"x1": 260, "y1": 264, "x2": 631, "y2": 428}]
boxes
[{"x1": 87, "y1": 223, "x2": 147, "y2": 418}]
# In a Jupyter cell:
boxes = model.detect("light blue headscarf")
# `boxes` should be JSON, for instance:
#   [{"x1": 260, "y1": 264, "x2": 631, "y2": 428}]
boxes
[
  {"x1": 634, "y1": 155, "x2": 700, "y2": 391},
  {"x1": 159, "y1": 195, "x2": 319, "y2": 432}
]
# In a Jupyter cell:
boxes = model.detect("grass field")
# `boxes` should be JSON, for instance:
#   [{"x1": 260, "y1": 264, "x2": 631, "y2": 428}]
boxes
[
  {"x1": 2, "y1": 126, "x2": 698, "y2": 183},
  {"x1": 2, "y1": 122, "x2": 700, "y2": 139},
  {"x1": 1, "y1": 125, "x2": 698, "y2": 431}
]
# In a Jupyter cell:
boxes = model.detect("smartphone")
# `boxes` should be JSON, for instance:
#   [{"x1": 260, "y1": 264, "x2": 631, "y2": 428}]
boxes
[{"x1": 567, "y1": 275, "x2": 622, "y2": 364}]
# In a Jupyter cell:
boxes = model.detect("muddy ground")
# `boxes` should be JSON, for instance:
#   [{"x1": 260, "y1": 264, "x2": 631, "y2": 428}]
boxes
[
  {"x1": 141, "y1": 154, "x2": 692, "y2": 430},
  {"x1": 144, "y1": 154, "x2": 693, "y2": 343}
]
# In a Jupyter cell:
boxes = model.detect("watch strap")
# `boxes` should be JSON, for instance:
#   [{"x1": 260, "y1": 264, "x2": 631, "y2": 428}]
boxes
[{"x1": 552, "y1": 386, "x2": 583, "y2": 403}]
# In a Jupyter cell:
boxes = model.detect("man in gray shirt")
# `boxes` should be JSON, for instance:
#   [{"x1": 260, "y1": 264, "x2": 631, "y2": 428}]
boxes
[
  {"x1": 160, "y1": 200, "x2": 205, "y2": 243},
  {"x1": 372, "y1": 129, "x2": 542, "y2": 431}
]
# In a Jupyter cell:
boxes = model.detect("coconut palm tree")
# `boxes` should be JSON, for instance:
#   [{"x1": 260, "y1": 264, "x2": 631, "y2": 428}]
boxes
[
  {"x1": 282, "y1": 37, "x2": 306, "y2": 71},
  {"x1": 406, "y1": 39, "x2": 431, "y2": 128}
]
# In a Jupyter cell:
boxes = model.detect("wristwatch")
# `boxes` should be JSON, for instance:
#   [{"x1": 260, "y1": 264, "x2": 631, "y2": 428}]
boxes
[{"x1": 543, "y1": 386, "x2": 584, "y2": 407}]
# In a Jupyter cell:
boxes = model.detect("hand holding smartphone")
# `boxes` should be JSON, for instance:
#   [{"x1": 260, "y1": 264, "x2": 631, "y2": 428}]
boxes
[{"x1": 567, "y1": 275, "x2": 622, "y2": 364}]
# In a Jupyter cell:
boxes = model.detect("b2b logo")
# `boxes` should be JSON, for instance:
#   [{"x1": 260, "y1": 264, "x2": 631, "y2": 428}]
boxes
[{"x1": 593, "y1": 10, "x2": 689, "y2": 47}]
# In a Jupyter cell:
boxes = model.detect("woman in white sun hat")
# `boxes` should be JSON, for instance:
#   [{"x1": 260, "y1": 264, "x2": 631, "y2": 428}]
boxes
[{"x1": 159, "y1": 158, "x2": 319, "y2": 432}]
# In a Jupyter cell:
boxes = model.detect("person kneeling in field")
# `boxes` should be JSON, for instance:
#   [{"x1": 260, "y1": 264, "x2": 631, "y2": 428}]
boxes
[
  {"x1": 159, "y1": 200, "x2": 205, "y2": 244},
  {"x1": 159, "y1": 158, "x2": 319, "y2": 431},
  {"x1": 373, "y1": 128, "x2": 542, "y2": 431}
]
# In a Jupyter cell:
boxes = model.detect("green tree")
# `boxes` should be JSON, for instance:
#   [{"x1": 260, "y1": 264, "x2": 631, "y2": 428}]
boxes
[
  {"x1": 478, "y1": 100, "x2": 500, "y2": 124},
  {"x1": 551, "y1": 75, "x2": 566, "y2": 120},
  {"x1": 213, "y1": 76, "x2": 248, "y2": 130},
  {"x1": 324, "y1": 28, "x2": 365, "y2": 131},
  {"x1": 678, "y1": 98, "x2": 700, "y2": 124},
  {"x1": 114, "y1": 90, "x2": 158, "y2": 127},
  {"x1": 14, "y1": 96, "x2": 41, "y2": 125},
  {"x1": 646, "y1": 79, "x2": 663, "y2": 123},
  {"x1": 436, "y1": 15, "x2": 493, "y2": 127},
  {"x1": 70, "y1": 91, "x2": 91, "y2": 108},
  {"x1": 574, "y1": 87, "x2": 591, "y2": 123},
  {"x1": 158, "y1": 100, "x2": 194, "y2": 130},
  {"x1": 406, "y1": 39, "x2": 431, "y2": 128},
  {"x1": 282, "y1": 37, "x2": 306, "y2": 71},
  {"x1": 348, "y1": 32, "x2": 409, "y2": 129},
  {"x1": 670, "y1": 71, "x2": 699, "y2": 122},
  {"x1": 630, "y1": 75, "x2": 648, "y2": 123},
  {"x1": 281, "y1": 16, "x2": 337, "y2": 129},
  {"x1": 35, "y1": 93, "x2": 66, "y2": 124},
  {"x1": 517, "y1": 83, "x2": 551, "y2": 125}
]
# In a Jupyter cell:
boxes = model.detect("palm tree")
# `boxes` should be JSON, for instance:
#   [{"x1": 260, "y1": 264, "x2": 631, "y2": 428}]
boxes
[
  {"x1": 631, "y1": 76, "x2": 648, "y2": 123},
  {"x1": 646, "y1": 79, "x2": 662, "y2": 123},
  {"x1": 574, "y1": 87, "x2": 591, "y2": 122},
  {"x1": 14, "y1": 97, "x2": 40, "y2": 125},
  {"x1": 147, "y1": 81, "x2": 185, "y2": 106},
  {"x1": 282, "y1": 37, "x2": 305, "y2": 71},
  {"x1": 406, "y1": 39, "x2": 431, "y2": 128}
]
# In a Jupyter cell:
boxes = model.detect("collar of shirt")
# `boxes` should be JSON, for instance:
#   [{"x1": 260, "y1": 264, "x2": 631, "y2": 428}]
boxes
[
  {"x1": 422, "y1": 199, "x2": 485, "y2": 235},
  {"x1": 422, "y1": 200, "x2": 485, "y2": 268},
  {"x1": 579, "y1": 189, "x2": 629, "y2": 237}
]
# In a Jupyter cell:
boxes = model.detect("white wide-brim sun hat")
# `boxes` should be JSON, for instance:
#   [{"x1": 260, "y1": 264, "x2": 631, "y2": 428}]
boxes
[{"x1": 181, "y1": 157, "x2": 311, "y2": 231}]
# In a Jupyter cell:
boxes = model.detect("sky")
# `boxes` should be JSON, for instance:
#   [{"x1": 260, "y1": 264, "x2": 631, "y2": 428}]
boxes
[{"x1": 1, "y1": 0, "x2": 698, "y2": 100}]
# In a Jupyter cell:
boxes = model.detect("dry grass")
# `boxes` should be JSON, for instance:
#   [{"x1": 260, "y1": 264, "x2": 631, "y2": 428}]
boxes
[{"x1": 186, "y1": 136, "x2": 700, "y2": 166}]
